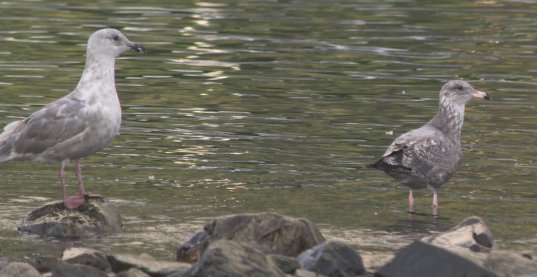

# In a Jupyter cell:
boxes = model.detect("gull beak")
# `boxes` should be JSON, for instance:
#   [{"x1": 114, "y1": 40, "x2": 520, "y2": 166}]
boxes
[
  {"x1": 127, "y1": 42, "x2": 146, "y2": 54},
  {"x1": 471, "y1": 90, "x2": 491, "y2": 101}
]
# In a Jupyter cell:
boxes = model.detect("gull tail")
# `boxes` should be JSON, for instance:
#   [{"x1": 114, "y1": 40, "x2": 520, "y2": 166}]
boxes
[{"x1": 0, "y1": 120, "x2": 22, "y2": 163}]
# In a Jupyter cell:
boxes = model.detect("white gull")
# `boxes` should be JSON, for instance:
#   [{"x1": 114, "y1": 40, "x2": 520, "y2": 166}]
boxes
[{"x1": 0, "y1": 28, "x2": 145, "y2": 209}]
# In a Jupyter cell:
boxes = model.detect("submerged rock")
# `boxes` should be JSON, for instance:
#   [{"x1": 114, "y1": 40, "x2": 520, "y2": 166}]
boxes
[
  {"x1": 185, "y1": 240, "x2": 286, "y2": 277},
  {"x1": 177, "y1": 212, "x2": 325, "y2": 263},
  {"x1": 297, "y1": 240, "x2": 366, "y2": 277},
  {"x1": 18, "y1": 199, "x2": 122, "y2": 238}
]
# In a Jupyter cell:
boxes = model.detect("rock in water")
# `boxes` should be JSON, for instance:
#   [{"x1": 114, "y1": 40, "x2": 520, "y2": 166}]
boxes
[
  {"x1": 18, "y1": 199, "x2": 122, "y2": 238},
  {"x1": 177, "y1": 213, "x2": 325, "y2": 263}
]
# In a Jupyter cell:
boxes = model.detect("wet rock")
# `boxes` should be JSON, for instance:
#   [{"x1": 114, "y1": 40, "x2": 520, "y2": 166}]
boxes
[
  {"x1": 27, "y1": 255, "x2": 60, "y2": 273},
  {"x1": 375, "y1": 241, "x2": 495, "y2": 277},
  {"x1": 177, "y1": 213, "x2": 325, "y2": 263},
  {"x1": 294, "y1": 269, "x2": 328, "y2": 277},
  {"x1": 186, "y1": 240, "x2": 286, "y2": 277},
  {"x1": 107, "y1": 253, "x2": 191, "y2": 276},
  {"x1": 116, "y1": 268, "x2": 150, "y2": 277},
  {"x1": 19, "y1": 199, "x2": 122, "y2": 238},
  {"x1": 420, "y1": 216, "x2": 493, "y2": 267},
  {"x1": 0, "y1": 262, "x2": 40, "y2": 277},
  {"x1": 268, "y1": 255, "x2": 300, "y2": 274},
  {"x1": 51, "y1": 261, "x2": 107, "y2": 277},
  {"x1": 484, "y1": 250, "x2": 537, "y2": 277},
  {"x1": 297, "y1": 240, "x2": 366, "y2": 277},
  {"x1": 62, "y1": 247, "x2": 111, "y2": 272}
]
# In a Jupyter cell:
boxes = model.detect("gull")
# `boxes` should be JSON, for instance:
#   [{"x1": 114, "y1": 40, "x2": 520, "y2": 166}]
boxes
[
  {"x1": 372, "y1": 80, "x2": 490, "y2": 215},
  {"x1": 0, "y1": 28, "x2": 145, "y2": 209}
]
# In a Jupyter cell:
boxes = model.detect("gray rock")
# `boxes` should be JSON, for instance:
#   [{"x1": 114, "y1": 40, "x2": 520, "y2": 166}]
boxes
[
  {"x1": 294, "y1": 269, "x2": 328, "y2": 277},
  {"x1": 62, "y1": 247, "x2": 111, "y2": 272},
  {"x1": 51, "y1": 262, "x2": 107, "y2": 277},
  {"x1": 297, "y1": 240, "x2": 366, "y2": 277},
  {"x1": 268, "y1": 255, "x2": 300, "y2": 274},
  {"x1": 0, "y1": 262, "x2": 40, "y2": 277},
  {"x1": 116, "y1": 268, "x2": 151, "y2": 277},
  {"x1": 27, "y1": 256, "x2": 60, "y2": 273},
  {"x1": 0, "y1": 260, "x2": 13, "y2": 271},
  {"x1": 178, "y1": 213, "x2": 325, "y2": 263},
  {"x1": 186, "y1": 240, "x2": 286, "y2": 277},
  {"x1": 484, "y1": 250, "x2": 537, "y2": 277},
  {"x1": 375, "y1": 241, "x2": 496, "y2": 277},
  {"x1": 421, "y1": 216, "x2": 493, "y2": 267},
  {"x1": 19, "y1": 199, "x2": 122, "y2": 238},
  {"x1": 108, "y1": 253, "x2": 190, "y2": 277}
]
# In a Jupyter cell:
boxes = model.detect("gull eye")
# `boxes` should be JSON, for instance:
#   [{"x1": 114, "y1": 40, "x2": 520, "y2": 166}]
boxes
[
  {"x1": 111, "y1": 35, "x2": 120, "y2": 42},
  {"x1": 454, "y1": 84, "x2": 463, "y2": 91}
]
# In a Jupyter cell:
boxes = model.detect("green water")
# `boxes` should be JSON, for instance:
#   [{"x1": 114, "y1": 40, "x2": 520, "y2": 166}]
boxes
[{"x1": 0, "y1": 0, "x2": 537, "y2": 263}]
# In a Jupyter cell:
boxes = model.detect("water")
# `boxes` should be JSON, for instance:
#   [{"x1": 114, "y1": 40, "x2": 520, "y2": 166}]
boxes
[{"x1": 0, "y1": 0, "x2": 537, "y2": 266}]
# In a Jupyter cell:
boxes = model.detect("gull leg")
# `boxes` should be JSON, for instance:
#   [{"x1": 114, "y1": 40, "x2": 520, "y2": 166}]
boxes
[
  {"x1": 61, "y1": 161, "x2": 85, "y2": 209},
  {"x1": 432, "y1": 192, "x2": 438, "y2": 216},
  {"x1": 408, "y1": 189, "x2": 415, "y2": 213},
  {"x1": 74, "y1": 160, "x2": 103, "y2": 200},
  {"x1": 74, "y1": 160, "x2": 87, "y2": 195}
]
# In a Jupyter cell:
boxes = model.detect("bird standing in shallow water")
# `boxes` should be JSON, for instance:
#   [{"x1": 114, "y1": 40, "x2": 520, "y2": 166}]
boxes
[
  {"x1": 0, "y1": 28, "x2": 145, "y2": 209},
  {"x1": 372, "y1": 80, "x2": 490, "y2": 216}
]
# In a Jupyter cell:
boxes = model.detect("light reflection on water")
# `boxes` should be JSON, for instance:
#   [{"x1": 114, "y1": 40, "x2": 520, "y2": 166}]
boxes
[{"x1": 0, "y1": 0, "x2": 536, "y2": 264}]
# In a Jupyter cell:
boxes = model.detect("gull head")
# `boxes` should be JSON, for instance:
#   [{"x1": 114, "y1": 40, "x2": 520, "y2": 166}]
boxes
[
  {"x1": 86, "y1": 28, "x2": 145, "y2": 58},
  {"x1": 439, "y1": 80, "x2": 490, "y2": 105}
]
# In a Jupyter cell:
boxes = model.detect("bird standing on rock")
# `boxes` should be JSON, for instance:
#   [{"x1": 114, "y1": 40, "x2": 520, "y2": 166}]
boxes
[
  {"x1": 372, "y1": 80, "x2": 490, "y2": 216},
  {"x1": 0, "y1": 28, "x2": 145, "y2": 209}
]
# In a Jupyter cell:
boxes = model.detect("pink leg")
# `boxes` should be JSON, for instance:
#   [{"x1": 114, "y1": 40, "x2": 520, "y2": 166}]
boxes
[
  {"x1": 60, "y1": 161, "x2": 86, "y2": 209},
  {"x1": 408, "y1": 189, "x2": 415, "y2": 213},
  {"x1": 74, "y1": 160, "x2": 102, "y2": 199},
  {"x1": 74, "y1": 160, "x2": 87, "y2": 195},
  {"x1": 432, "y1": 192, "x2": 438, "y2": 216}
]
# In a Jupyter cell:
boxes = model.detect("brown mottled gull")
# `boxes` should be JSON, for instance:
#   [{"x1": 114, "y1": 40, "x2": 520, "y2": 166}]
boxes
[
  {"x1": 0, "y1": 29, "x2": 145, "y2": 209},
  {"x1": 372, "y1": 80, "x2": 490, "y2": 215}
]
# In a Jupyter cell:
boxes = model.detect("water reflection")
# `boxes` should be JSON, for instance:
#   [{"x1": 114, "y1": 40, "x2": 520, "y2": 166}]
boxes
[{"x1": 0, "y1": 0, "x2": 536, "y2": 262}]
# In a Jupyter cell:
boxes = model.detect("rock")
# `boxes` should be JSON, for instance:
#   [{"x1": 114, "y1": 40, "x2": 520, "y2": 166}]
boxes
[
  {"x1": 268, "y1": 255, "x2": 300, "y2": 274},
  {"x1": 294, "y1": 269, "x2": 328, "y2": 277},
  {"x1": 116, "y1": 268, "x2": 150, "y2": 277},
  {"x1": 0, "y1": 262, "x2": 40, "y2": 277},
  {"x1": 62, "y1": 247, "x2": 111, "y2": 272},
  {"x1": 19, "y1": 199, "x2": 122, "y2": 238},
  {"x1": 186, "y1": 240, "x2": 286, "y2": 277},
  {"x1": 107, "y1": 253, "x2": 191, "y2": 277},
  {"x1": 297, "y1": 240, "x2": 366, "y2": 277},
  {"x1": 0, "y1": 260, "x2": 13, "y2": 271},
  {"x1": 27, "y1": 256, "x2": 60, "y2": 273},
  {"x1": 484, "y1": 250, "x2": 537, "y2": 277},
  {"x1": 420, "y1": 216, "x2": 493, "y2": 267},
  {"x1": 51, "y1": 262, "x2": 107, "y2": 277},
  {"x1": 375, "y1": 241, "x2": 495, "y2": 277},
  {"x1": 177, "y1": 213, "x2": 325, "y2": 263}
]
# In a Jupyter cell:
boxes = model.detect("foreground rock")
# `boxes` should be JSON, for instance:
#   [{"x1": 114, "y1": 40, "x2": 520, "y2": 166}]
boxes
[
  {"x1": 177, "y1": 212, "x2": 325, "y2": 263},
  {"x1": 375, "y1": 241, "x2": 495, "y2": 277},
  {"x1": 185, "y1": 240, "x2": 287, "y2": 277},
  {"x1": 298, "y1": 240, "x2": 366, "y2": 277},
  {"x1": 421, "y1": 216, "x2": 493, "y2": 267},
  {"x1": 18, "y1": 199, "x2": 122, "y2": 238},
  {"x1": 3, "y1": 213, "x2": 536, "y2": 276},
  {"x1": 0, "y1": 262, "x2": 40, "y2": 277}
]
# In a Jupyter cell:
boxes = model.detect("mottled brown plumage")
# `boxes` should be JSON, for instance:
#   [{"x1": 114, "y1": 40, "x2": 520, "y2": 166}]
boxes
[{"x1": 373, "y1": 80, "x2": 490, "y2": 215}]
